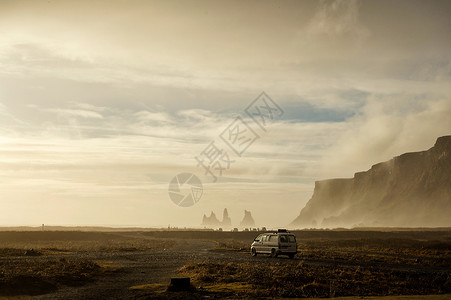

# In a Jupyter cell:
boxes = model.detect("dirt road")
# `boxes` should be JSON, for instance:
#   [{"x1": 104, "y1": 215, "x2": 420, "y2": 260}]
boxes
[
  {"x1": 27, "y1": 239, "x2": 211, "y2": 299},
  {"x1": 0, "y1": 229, "x2": 447, "y2": 299},
  {"x1": 22, "y1": 236, "x2": 447, "y2": 299}
]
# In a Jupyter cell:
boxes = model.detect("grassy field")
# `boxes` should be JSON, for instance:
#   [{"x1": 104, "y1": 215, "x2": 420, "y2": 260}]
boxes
[
  {"x1": 0, "y1": 229, "x2": 450, "y2": 298},
  {"x1": 0, "y1": 258, "x2": 100, "y2": 296},
  {"x1": 0, "y1": 231, "x2": 176, "y2": 253},
  {"x1": 0, "y1": 231, "x2": 177, "y2": 297},
  {"x1": 178, "y1": 260, "x2": 450, "y2": 298},
  {"x1": 177, "y1": 230, "x2": 451, "y2": 298}
]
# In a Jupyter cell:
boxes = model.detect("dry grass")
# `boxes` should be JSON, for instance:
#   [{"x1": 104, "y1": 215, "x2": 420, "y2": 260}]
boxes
[
  {"x1": 1, "y1": 230, "x2": 450, "y2": 298},
  {"x1": 0, "y1": 231, "x2": 178, "y2": 296},
  {"x1": 197, "y1": 232, "x2": 451, "y2": 297},
  {"x1": 129, "y1": 283, "x2": 166, "y2": 292},
  {"x1": 299, "y1": 238, "x2": 451, "y2": 268},
  {"x1": 0, "y1": 258, "x2": 101, "y2": 296},
  {"x1": 214, "y1": 239, "x2": 249, "y2": 252},
  {"x1": 178, "y1": 260, "x2": 451, "y2": 298},
  {"x1": 199, "y1": 282, "x2": 254, "y2": 294},
  {"x1": 0, "y1": 232, "x2": 177, "y2": 255}
]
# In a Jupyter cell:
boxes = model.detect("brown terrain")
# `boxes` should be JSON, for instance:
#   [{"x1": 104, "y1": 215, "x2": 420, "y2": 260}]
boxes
[{"x1": 0, "y1": 229, "x2": 450, "y2": 299}]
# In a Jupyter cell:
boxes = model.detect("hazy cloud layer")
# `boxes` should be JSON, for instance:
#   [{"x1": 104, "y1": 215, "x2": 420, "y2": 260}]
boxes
[{"x1": 0, "y1": 0, "x2": 450, "y2": 227}]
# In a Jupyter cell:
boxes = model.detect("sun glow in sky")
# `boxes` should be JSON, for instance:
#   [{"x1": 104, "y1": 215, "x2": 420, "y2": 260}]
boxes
[{"x1": 1, "y1": 0, "x2": 450, "y2": 227}]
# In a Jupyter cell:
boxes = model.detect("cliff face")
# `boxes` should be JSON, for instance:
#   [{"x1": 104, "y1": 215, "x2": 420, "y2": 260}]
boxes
[{"x1": 291, "y1": 136, "x2": 451, "y2": 228}]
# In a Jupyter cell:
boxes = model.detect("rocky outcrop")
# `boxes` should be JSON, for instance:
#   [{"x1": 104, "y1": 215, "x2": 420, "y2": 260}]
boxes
[
  {"x1": 222, "y1": 208, "x2": 232, "y2": 227},
  {"x1": 202, "y1": 211, "x2": 220, "y2": 227},
  {"x1": 291, "y1": 136, "x2": 451, "y2": 228},
  {"x1": 201, "y1": 208, "x2": 232, "y2": 227},
  {"x1": 240, "y1": 210, "x2": 255, "y2": 227}
]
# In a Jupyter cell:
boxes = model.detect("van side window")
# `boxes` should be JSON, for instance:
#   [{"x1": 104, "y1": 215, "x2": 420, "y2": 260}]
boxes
[
  {"x1": 262, "y1": 235, "x2": 268, "y2": 242},
  {"x1": 288, "y1": 235, "x2": 296, "y2": 243},
  {"x1": 269, "y1": 235, "x2": 275, "y2": 241}
]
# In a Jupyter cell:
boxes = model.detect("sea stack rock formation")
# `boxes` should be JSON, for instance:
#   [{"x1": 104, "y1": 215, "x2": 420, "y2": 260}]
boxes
[
  {"x1": 201, "y1": 208, "x2": 233, "y2": 227},
  {"x1": 202, "y1": 211, "x2": 220, "y2": 227},
  {"x1": 291, "y1": 136, "x2": 451, "y2": 228},
  {"x1": 240, "y1": 210, "x2": 255, "y2": 227},
  {"x1": 222, "y1": 208, "x2": 232, "y2": 227}
]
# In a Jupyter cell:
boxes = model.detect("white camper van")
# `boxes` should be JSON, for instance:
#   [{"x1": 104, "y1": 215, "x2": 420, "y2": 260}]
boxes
[{"x1": 250, "y1": 229, "x2": 297, "y2": 258}]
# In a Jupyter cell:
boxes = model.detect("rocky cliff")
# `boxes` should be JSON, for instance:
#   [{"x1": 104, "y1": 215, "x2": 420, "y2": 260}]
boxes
[
  {"x1": 202, "y1": 208, "x2": 233, "y2": 228},
  {"x1": 240, "y1": 210, "x2": 255, "y2": 227},
  {"x1": 222, "y1": 208, "x2": 232, "y2": 227},
  {"x1": 202, "y1": 211, "x2": 220, "y2": 227},
  {"x1": 291, "y1": 135, "x2": 451, "y2": 228}
]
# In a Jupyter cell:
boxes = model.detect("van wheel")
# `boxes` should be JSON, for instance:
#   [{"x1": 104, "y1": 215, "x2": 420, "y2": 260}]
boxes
[
  {"x1": 270, "y1": 248, "x2": 278, "y2": 258},
  {"x1": 288, "y1": 253, "x2": 295, "y2": 259},
  {"x1": 251, "y1": 248, "x2": 257, "y2": 257}
]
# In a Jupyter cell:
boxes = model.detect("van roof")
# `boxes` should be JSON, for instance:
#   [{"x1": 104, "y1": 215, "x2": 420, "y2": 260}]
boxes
[{"x1": 263, "y1": 232, "x2": 294, "y2": 235}]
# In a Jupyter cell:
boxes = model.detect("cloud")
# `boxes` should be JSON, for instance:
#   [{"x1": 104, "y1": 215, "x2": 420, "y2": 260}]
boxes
[
  {"x1": 71, "y1": 102, "x2": 107, "y2": 112},
  {"x1": 135, "y1": 111, "x2": 174, "y2": 124},
  {"x1": 0, "y1": 102, "x2": 27, "y2": 133},
  {"x1": 177, "y1": 109, "x2": 216, "y2": 121},
  {"x1": 314, "y1": 95, "x2": 451, "y2": 179},
  {"x1": 1, "y1": 0, "x2": 451, "y2": 227},
  {"x1": 0, "y1": 102, "x2": 6, "y2": 114},
  {"x1": 45, "y1": 108, "x2": 103, "y2": 119},
  {"x1": 306, "y1": 0, "x2": 370, "y2": 39}
]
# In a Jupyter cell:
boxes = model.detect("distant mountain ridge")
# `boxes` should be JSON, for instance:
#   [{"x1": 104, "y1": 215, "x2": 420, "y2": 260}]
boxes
[{"x1": 291, "y1": 136, "x2": 451, "y2": 228}]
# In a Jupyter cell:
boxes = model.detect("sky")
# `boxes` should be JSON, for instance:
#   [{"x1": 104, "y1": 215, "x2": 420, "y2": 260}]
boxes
[{"x1": 0, "y1": 0, "x2": 450, "y2": 228}]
